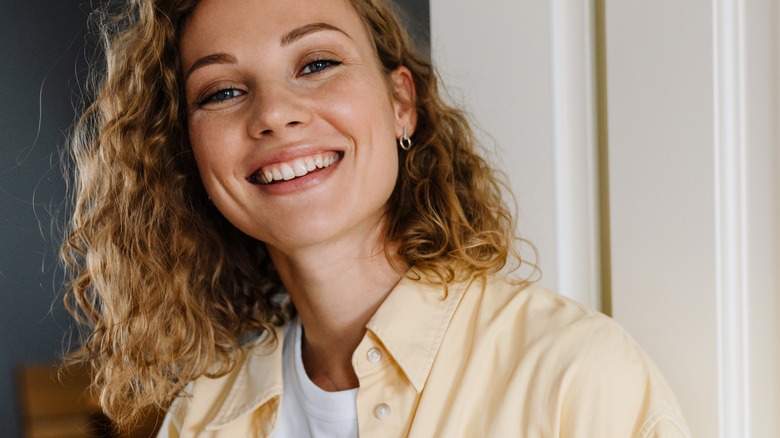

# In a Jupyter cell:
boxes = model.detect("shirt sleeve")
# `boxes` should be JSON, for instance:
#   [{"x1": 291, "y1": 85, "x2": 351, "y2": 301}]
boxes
[
  {"x1": 549, "y1": 311, "x2": 692, "y2": 438},
  {"x1": 637, "y1": 410, "x2": 692, "y2": 438}
]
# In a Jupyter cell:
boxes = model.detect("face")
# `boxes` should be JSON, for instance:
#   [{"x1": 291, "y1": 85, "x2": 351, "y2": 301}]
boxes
[{"x1": 180, "y1": 0, "x2": 416, "y2": 254}]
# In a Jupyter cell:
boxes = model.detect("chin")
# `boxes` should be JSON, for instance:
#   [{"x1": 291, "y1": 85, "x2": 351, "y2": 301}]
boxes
[{"x1": 262, "y1": 214, "x2": 389, "y2": 255}]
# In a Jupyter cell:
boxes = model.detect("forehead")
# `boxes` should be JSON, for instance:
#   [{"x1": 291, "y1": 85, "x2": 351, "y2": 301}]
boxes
[{"x1": 180, "y1": 0, "x2": 370, "y2": 62}]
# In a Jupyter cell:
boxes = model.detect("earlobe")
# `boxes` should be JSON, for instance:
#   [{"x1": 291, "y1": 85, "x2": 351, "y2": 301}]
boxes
[{"x1": 390, "y1": 66, "x2": 418, "y2": 137}]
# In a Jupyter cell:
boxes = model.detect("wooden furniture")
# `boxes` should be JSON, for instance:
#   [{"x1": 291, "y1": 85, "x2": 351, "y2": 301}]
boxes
[{"x1": 16, "y1": 363, "x2": 161, "y2": 438}]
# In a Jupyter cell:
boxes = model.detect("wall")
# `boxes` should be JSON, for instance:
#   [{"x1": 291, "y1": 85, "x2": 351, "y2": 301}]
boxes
[
  {"x1": 0, "y1": 2, "x2": 88, "y2": 436},
  {"x1": 430, "y1": 0, "x2": 606, "y2": 310},
  {"x1": 430, "y1": 0, "x2": 560, "y2": 293},
  {"x1": 605, "y1": 1, "x2": 779, "y2": 436},
  {"x1": 394, "y1": 0, "x2": 430, "y2": 57},
  {"x1": 431, "y1": 0, "x2": 779, "y2": 436},
  {"x1": 605, "y1": 2, "x2": 719, "y2": 436}
]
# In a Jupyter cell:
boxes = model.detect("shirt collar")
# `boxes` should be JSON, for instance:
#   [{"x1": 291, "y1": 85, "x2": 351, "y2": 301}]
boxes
[
  {"x1": 206, "y1": 325, "x2": 285, "y2": 430},
  {"x1": 364, "y1": 270, "x2": 473, "y2": 392},
  {"x1": 204, "y1": 270, "x2": 474, "y2": 429}
]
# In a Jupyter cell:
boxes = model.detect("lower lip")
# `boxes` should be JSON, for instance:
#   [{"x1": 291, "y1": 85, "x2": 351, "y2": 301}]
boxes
[{"x1": 252, "y1": 159, "x2": 341, "y2": 195}]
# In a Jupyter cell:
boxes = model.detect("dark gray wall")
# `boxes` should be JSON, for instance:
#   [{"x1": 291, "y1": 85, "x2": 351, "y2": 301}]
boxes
[
  {"x1": 1, "y1": 1, "x2": 89, "y2": 436},
  {"x1": 394, "y1": 0, "x2": 431, "y2": 57},
  {"x1": 0, "y1": 2, "x2": 428, "y2": 436}
]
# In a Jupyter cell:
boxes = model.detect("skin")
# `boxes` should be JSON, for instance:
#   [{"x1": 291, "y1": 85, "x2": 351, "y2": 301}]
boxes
[{"x1": 180, "y1": 0, "x2": 417, "y2": 390}]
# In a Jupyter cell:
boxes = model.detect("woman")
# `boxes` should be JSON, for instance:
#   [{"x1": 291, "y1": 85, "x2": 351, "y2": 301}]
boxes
[{"x1": 63, "y1": 0, "x2": 690, "y2": 436}]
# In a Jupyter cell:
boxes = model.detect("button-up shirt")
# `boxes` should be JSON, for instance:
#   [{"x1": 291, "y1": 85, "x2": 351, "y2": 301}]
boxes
[{"x1": 159, "y1": 274, "x2": 690, "y2": 437}]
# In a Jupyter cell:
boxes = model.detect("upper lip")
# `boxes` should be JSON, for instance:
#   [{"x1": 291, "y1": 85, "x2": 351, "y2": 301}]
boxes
[{"x1": 244, "y1": 143, "x2": 346, "y2": 180}]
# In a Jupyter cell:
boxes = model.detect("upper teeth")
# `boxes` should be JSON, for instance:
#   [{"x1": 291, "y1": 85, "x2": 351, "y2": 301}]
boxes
[{"x1": 256, "y1": 152, "x2": 339, "y2": 184}]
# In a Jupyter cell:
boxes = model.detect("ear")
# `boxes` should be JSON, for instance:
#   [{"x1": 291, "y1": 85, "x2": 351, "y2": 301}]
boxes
[{"x1": 389, "y1": 66, "x2": 417, "y2": 138}]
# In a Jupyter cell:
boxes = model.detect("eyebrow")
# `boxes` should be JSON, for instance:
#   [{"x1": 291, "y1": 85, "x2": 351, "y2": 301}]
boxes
[
  {"x1": 184, "y1": 23, "x2": 351, "y2": 82},
  {"x1": 184, "y1": 53, "x2": 238, "y2": 82},
  {"x1": 280, "y1": 22, "x2": 351, "y2": 46}
]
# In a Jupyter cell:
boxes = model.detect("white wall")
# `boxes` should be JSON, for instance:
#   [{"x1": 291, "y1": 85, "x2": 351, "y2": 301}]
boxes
[
  {"x1": 430, "y1": 0, "x2": 557, "y2": 293},
  {"x1": 605, "y1": 0, "x2": 779, "y2": 436},
  {"x1": 430, "y1": 1, "x2": 603, "y2": 309},
  {"x1": 604, "y1": 2, "x2": 720, "y2": 436},
  {"x1": 431, "y1": 0, "x2": 779, "y2": 436},
  {"x1": 743, "y1": 2, "x2": 780, "y2": 436}
]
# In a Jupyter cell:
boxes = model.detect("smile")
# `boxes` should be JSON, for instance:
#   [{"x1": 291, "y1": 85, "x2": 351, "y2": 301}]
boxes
[{"x1": 250, "y1": 151, "x2": 341, "y2": 184}]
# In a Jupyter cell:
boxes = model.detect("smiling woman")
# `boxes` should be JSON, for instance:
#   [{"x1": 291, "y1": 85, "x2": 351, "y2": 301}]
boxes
[
  {"x1": 62, "y1": 0, "x2": 690, "y2": 437},
  {"x1": 180, "y1": 0, "x2": 412, "y2": 251}
]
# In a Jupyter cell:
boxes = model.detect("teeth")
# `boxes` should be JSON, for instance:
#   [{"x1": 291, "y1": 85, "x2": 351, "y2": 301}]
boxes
[
  {"x1": 254, "y1": 151, "x2": 340, "y2": 184},
  {"x1": 280, "y1": 163, "x2": 295, "y2": 180},
  {"x1": 293, "y1": 159, "x2": 308, "y2": 177}
]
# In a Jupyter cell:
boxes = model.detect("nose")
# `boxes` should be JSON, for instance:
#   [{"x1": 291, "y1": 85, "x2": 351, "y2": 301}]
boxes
[{"x1": 247, "y1": 82, "x2": 310, "y2": 137}]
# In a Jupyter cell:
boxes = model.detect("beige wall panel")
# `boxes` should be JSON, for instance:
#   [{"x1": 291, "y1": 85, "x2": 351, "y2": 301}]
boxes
[
  {"x1": 743, "y1": 0, "x2": 780, "y2": 435},
  {"x1": 430, "y1": 0, "x2": 558, "y2": 291},
  {"x1": 604, "y1": 1, "x2": 719, "y2": 437}
]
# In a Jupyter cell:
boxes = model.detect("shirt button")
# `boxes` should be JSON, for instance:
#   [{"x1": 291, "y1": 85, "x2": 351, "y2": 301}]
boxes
[
  {"x1": 374, "y1": 403, "x2": 391, "y2": 420},
  {"x1": 366, "y1": 347, "x2": 383, "y2": 364}
]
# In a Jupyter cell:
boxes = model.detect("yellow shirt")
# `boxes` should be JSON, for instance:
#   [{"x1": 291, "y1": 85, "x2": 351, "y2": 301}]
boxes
[{"x1": 159, "y1": 274, "x2": 690, "y2": 437}]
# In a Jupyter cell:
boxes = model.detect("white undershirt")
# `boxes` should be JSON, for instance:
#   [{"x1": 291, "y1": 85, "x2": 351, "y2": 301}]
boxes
[{"x1": 273, "y1": 318, "x2": 359, "y2": 438}]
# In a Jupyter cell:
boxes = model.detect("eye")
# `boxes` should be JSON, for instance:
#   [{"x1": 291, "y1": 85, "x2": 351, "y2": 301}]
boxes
[
  {"x1": 300, "y1": 59, "x2": 341, "y2": 75},
  {"x1": 200, "y1": 88, "x2": 244, "y2": 105}
]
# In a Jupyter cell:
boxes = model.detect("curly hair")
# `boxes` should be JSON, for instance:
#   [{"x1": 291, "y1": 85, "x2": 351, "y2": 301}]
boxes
[{"x1": 62, "y1": 0, "x2": 524, "y2": 429}]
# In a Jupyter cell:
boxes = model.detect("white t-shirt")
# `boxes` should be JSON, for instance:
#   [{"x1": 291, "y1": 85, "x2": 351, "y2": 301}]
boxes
[{"x1": 273, "y1": 318, "x2": 359, "y2": 438}]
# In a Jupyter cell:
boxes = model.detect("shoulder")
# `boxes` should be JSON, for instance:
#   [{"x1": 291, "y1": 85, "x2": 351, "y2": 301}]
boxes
[
  {"x1": 461, "y1": 275, "x2": 647, "y2": 350},
  {"x1": 456, "y1": 275, "x2": 613, "y2": 343},
  {"x1": 463, "y1": 275, "x2": 668, "y2": 382},
  {"x1": 453, "y1": 275, "x2": 691, "y2": 436}
]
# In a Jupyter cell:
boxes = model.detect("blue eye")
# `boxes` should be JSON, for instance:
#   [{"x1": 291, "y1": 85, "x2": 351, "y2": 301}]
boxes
[
  {"x1": 201, "y1": 88, "x2": 243, "y2": 105},
  {"x1": 300, "y1": 59, "x2": 340, "y2": 75}
]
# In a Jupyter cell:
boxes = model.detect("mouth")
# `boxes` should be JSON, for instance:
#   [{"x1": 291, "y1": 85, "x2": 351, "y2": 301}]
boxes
[{"x1": 248, "y1": 151, "x2": 342, "y2": 185}]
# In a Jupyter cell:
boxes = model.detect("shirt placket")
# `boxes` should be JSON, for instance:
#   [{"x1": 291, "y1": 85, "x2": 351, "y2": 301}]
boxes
[{"x1": 353, "y1": 333, "x2": 419, "y2": 438}]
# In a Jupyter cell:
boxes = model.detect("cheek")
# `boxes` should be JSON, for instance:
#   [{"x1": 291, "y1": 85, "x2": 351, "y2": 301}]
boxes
[
  {"x1": 322, "y1": 71, "x2": 397, "y2": 127},
  {"x1": 188, "y1": 112, "x2": 241, "y2": 163},
  {"x1": 188, "y1": 131, "x2": 214, "y2": 181},
  {"x1": 187, "y1": 120, "x2": 237, "y2": 194}
]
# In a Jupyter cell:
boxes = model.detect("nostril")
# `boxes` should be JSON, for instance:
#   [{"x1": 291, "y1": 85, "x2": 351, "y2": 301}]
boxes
[{"x1": 253, "y1": 121, "x2": 302, "y2": 137}]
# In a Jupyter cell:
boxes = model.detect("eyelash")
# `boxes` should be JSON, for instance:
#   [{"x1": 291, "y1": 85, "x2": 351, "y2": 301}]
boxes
[
  {"x1": 199, "y1": 88, "x2": 244, "y2": 106},
  {"x1": 300, "y1": 58, "x2": 341, "y2": 75},
  {"x1": 196, "y1": 58, "x2": 342, "y2": 106}
]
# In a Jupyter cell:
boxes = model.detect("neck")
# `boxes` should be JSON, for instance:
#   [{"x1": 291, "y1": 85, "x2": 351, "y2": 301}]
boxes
[{"x1": 268, "y1": 230, "x2": 407, "y2": 391}]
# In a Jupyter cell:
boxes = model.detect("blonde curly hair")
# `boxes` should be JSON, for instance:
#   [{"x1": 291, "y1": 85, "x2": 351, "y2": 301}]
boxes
[{"x1": 62, "y1": 0, "x2": 524, "y2": 429}]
